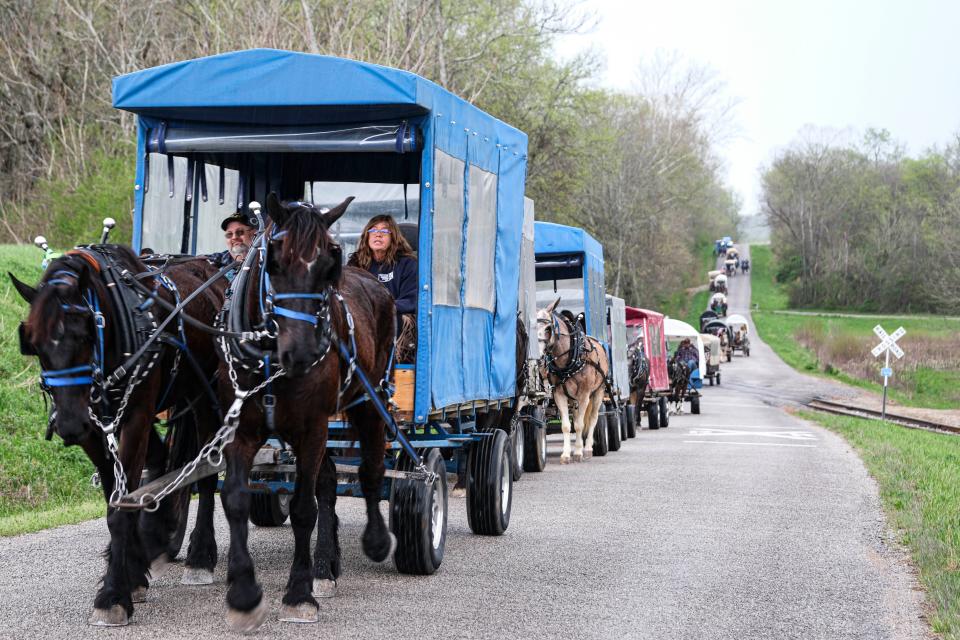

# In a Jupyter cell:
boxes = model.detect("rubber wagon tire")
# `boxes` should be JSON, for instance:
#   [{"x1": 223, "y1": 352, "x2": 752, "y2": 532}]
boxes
[
  {"x1": 592, "y1": 405, "x2": 610, "y2": 456},
  {"x1": 607, "y1": 404, "x2": 622, "y2": 452},
  {"x1": 659, "y1": 396, "x2": 670, "y2": 428},
  {"x1": 522, "y1": 406, "x2": 548, "y2": 472},
  {"x1": 717, "y1": 372, "x2": 721, "y2": 385},
  {"x1": 619, "y1": 408, "x2": 629, "y2": 442},
  {"x1": 466, "y1": 428, "x2": 512, "y2": 536},
  {"x1": 390, "y1": 448, "x2": 447, "y2": 575},
  {"x1": 625, "y1": 404, "x2": 637, "y2": 438},
  {"x1": 691, "y1": 395, "x2": 701, "y2": 415},
  {"x1": 510, "y1": 421, "x2": 524, "y2": 482},
  {"x1": 250, "y1": 492, "x2": 291, "y2": 527},
  {"x1": 646, "y1": 401, "x2": 660, "y2": 430}
]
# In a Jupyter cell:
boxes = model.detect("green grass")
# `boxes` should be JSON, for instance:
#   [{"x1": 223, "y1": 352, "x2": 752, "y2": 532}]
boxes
[
  {"x1": 0, "y1": 244, "x2": 101, "y2": 535},
  {"x1": 805, "y1": 411, "x2": 960, "y2": 637},
  {"x1": 751, "y1": 244, "x2": 960, "y2": 409}
]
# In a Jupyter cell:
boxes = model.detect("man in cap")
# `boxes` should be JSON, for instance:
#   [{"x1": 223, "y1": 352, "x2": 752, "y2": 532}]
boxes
[{"x1": 207, "y1": 211, "x2": 256, "y2": 268}]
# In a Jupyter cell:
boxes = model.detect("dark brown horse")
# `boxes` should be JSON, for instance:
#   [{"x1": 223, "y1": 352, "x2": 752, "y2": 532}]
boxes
[
  {"x1": 218, "y1": 194, "x2": 396, "y2": 631},
  {"x1": 10, "y1": 247, "x2": 226, "y2": 626}
]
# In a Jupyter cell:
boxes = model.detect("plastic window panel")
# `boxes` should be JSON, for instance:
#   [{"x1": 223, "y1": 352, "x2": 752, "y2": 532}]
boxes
[
  {"x1": 141, "y1": 153, "x2": 187, "y2": 254},
  {"x1": 431, "y1": 151, "x2": 465, "y2": 307},
  {"x1": 194, "y1": 163, "x2": 241, "y2": 255},
  {"x1": 464, "y1": 165, "x2": 497, "y2": 311},
  {"x1": 309, "y1": 181, "x2": 420, "y2": 262}
]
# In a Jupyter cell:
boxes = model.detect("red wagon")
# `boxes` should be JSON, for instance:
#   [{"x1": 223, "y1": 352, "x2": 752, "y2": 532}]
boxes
[{"x1": 625, "y1": 306, "x2": 672, "y2": 429}]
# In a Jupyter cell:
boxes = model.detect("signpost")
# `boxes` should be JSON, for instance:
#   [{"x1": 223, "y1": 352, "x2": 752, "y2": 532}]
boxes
[{"x1": 871, "y1": 325, "x2": 906, "y2": 420}]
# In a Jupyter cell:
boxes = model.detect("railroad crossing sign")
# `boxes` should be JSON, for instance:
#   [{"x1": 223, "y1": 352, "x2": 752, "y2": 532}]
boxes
[
  {"x1": 871, "y1": 325, "x2": 905, "y2": 359},
  {"x1": 871, "y1": 324, "x2": 906, "y2": 420}
]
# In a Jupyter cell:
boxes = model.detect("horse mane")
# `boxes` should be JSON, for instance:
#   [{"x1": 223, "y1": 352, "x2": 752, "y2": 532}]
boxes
[{"x1": 275, "y1": 204, "x2": 336, "y2": 275}]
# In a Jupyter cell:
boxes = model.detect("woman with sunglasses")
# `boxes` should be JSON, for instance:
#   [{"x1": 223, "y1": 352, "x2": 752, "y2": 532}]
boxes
[{"x1": 348, "y1": 215, "x2": 418, "y2": 362}]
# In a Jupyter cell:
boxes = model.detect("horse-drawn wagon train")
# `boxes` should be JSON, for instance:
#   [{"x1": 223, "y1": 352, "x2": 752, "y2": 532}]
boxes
[{"x1": 9, "y1": 47, "x2": 740, "y2": 634}]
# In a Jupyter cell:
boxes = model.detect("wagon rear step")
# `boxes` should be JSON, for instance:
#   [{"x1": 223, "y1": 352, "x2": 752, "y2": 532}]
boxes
[{"x1": 110, "y1": 458, "x2": 454, "y2": 511}]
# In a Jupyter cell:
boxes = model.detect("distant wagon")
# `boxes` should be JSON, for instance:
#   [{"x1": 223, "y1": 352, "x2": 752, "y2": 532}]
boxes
[{"x1": 625, "y1": 306, "x2": 672, "y2": 428}]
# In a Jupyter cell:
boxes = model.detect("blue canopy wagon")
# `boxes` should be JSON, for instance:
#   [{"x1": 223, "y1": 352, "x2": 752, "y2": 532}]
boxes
[
  {"x1": 112, "y1": 49, "x2": 531, "y2": 573},
  {"x1": 532, "y1": 221, "x2": 634, "y2": 453}
]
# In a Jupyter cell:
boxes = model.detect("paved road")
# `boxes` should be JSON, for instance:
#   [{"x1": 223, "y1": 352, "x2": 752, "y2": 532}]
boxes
[{"x1": 0, "y1": 247, "x2": 932, "y2": 639}]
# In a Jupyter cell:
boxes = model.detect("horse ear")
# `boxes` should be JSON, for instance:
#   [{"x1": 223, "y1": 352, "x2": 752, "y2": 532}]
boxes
[
  {"x1": 266, "y1": 192, "x2": 288, "y2": 225},
  {"x1": 546, "y1": 297, "x2": 561, "y2": 314},
  {"x1": 320, "y1": 196, "x2": 355, "y2": 228},
  {"x1": 8, "y1": 272, "x2": 37, "y2": 303}
]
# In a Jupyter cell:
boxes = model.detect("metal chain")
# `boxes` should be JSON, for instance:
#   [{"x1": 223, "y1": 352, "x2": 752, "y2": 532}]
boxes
[
  {"x1": 87, "y1": 361, "x2": 144, "y2": 503},
  {"x1": 133, "y1": 340, "x2": 286, "y2": 512}
]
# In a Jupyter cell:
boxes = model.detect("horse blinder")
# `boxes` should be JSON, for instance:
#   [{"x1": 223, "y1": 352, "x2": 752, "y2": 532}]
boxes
[{"x1": 18, "y1": 322, "x2": 37, "y2": 356}]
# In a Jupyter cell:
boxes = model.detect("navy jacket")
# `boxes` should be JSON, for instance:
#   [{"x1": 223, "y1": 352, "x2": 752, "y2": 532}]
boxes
[{"x1": 361, "y1": 255, "x2": 418, "y2": 316}]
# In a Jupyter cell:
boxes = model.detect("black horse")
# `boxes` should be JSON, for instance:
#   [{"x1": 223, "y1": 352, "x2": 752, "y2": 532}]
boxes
[
  {"x1": 10, "y1": 247, "x2": 226, "y2": 626},
  {"x1": 218, "y1": 194, "x2": 397, "y2": 631}
]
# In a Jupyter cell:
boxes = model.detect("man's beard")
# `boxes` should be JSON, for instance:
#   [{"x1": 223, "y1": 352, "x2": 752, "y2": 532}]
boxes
[{"x1": 229, "y1": 243, "x2": 249, "y2": 260}]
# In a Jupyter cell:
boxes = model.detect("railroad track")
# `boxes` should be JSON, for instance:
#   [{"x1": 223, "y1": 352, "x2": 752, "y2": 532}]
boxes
[{"x1": 806, "y1": 398, "x2": 960, "y2": 435}]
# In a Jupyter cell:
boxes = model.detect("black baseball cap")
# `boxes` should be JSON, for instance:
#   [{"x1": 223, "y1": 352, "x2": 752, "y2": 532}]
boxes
[{"x1": 221, "y1": 211, "x2": 255, "y2": 231}]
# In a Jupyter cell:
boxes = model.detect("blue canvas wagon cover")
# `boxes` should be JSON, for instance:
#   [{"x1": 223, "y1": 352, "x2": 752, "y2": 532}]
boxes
[
  {"x1": 533, "y1": 221, "x2": 605, "y2": 338},
  {"x1": 113, "y1": 49, "x2": 529, "y2": 422}
]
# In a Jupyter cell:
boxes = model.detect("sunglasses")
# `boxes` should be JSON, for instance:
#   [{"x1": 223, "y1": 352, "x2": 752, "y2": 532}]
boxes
[
  {"x1": 224, "y1": 230, "x2": 251, "y2": 239},
  {"x1": 367, "y1": 228, "x2": 392, "y2": 236}
]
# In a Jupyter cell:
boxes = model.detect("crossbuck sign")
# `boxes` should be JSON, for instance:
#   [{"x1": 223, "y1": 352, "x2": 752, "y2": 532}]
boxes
[{"x1": 871, "y1": 325, "x2": 906, "y2": 420}]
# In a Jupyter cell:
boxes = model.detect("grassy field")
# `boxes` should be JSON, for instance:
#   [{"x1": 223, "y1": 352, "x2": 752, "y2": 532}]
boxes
[
  {"x1": 751, "y1": 245, "x2": 960, "y2": 409},
  {"x1": 0, "y1": 244, "x2": 102, "y2": 535},
  {"x1": 806, "y1": 411, "x2": 960, "y2": 637}
]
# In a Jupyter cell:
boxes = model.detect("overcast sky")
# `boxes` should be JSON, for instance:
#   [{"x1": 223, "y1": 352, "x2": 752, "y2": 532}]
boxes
[{"x1": 555, "y1": 0, "x2": 960, "y2": 218}]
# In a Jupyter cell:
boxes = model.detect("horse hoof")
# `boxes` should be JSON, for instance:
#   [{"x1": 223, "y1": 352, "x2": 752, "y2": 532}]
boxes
[
  {"x1": 226, "y1": 599, "x2": 269, "y2": 634},
  {"x1": 312, "y1": 579, "x2": 336, "y2": 599},
  {"x1": 181, "y1": 567, "x2": 215, "y2": 585},
  {"x1": 149, "y1": 554, "x2": 170, "y2": 579},
  {"x1": 278, "y1": 602, "x2": 318, "y2": 624},
  {"x1": 560, "y1": 455, "x2": 570, "y2": 465},
  {"x1": 573, "y1": 453, "x2": 583, "y2": 462},
  {"x1": 451, "y1": 487, "x2": 466, "y2": 498},
  {"x1": 131, "y1": 586, "x2": 148, "y2": 603},
  {"x1": 88, "y1": 605, "x2": 128, "y2": 627}
]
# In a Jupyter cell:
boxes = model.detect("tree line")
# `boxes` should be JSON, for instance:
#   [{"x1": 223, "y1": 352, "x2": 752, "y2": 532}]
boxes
[
  {"x1": 0, "y1": 0, "x2": 738, "y2": 308},
  {"x1": 762, "y1": 127, "x2": 960, "y2": 314}
]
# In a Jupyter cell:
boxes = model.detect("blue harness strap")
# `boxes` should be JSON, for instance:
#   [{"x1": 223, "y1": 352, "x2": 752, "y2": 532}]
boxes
[{"x1": 42, "y1": 365, "x2": 95, "y2": 388}]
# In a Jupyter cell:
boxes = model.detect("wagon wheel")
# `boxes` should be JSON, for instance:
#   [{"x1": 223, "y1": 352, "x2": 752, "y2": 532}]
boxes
[
  {"x1": 619, "y1": 408, "x2": 629, "y2": 441},
  {"x1": 466, "y1": 429, "x2": 512, "y2": 536},
  {"x1": 249, "y1": 492, "x2": 291, "y2": 527},
  {"x1": 606, "y1": 403, "x2": 622, "y2": 452},
  {"x1": 522, "y1": 406, "x2": 547, "y2": 472},
  {"x1": 510, "y1": 419, "x2": 524, "y2": 482},
  {"x1": 691, "y1": 395, "x2": 701, "y2": 415},
  {"x1": 390, "y1": 448, "x2": 447, "y2": 575},
  {"x1": 658, "y1": 396, "x2": 670, "y2": 428},
  {"x1": 625, "y1": 404, "x2": 637, "y2": 438},
  {"x1": 716, "y1": 372, "x2": 721, "y2": 385},
  {"x1": 592, "y1": 404, "x2": 610, "y2": 456},
  {"x1": 646, "y1": 401, "x2": 659, "y2": 430}
]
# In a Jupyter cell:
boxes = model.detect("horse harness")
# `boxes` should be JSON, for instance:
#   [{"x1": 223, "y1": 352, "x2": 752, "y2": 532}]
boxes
[{"x1": 540, "y1": 313, "x2": 608, "y2": 403}]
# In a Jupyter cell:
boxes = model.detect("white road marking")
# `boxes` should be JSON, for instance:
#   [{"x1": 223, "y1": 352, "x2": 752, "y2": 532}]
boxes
[
  {"x1": 684, "y1": 440, "x2": 817, "y2": 448},
  {"x1": 688, "y1": 428, "x2": 816, "y2": 440},
  {"x1": 684, "y1": 423, "x2": 809, "y2": 430}
]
